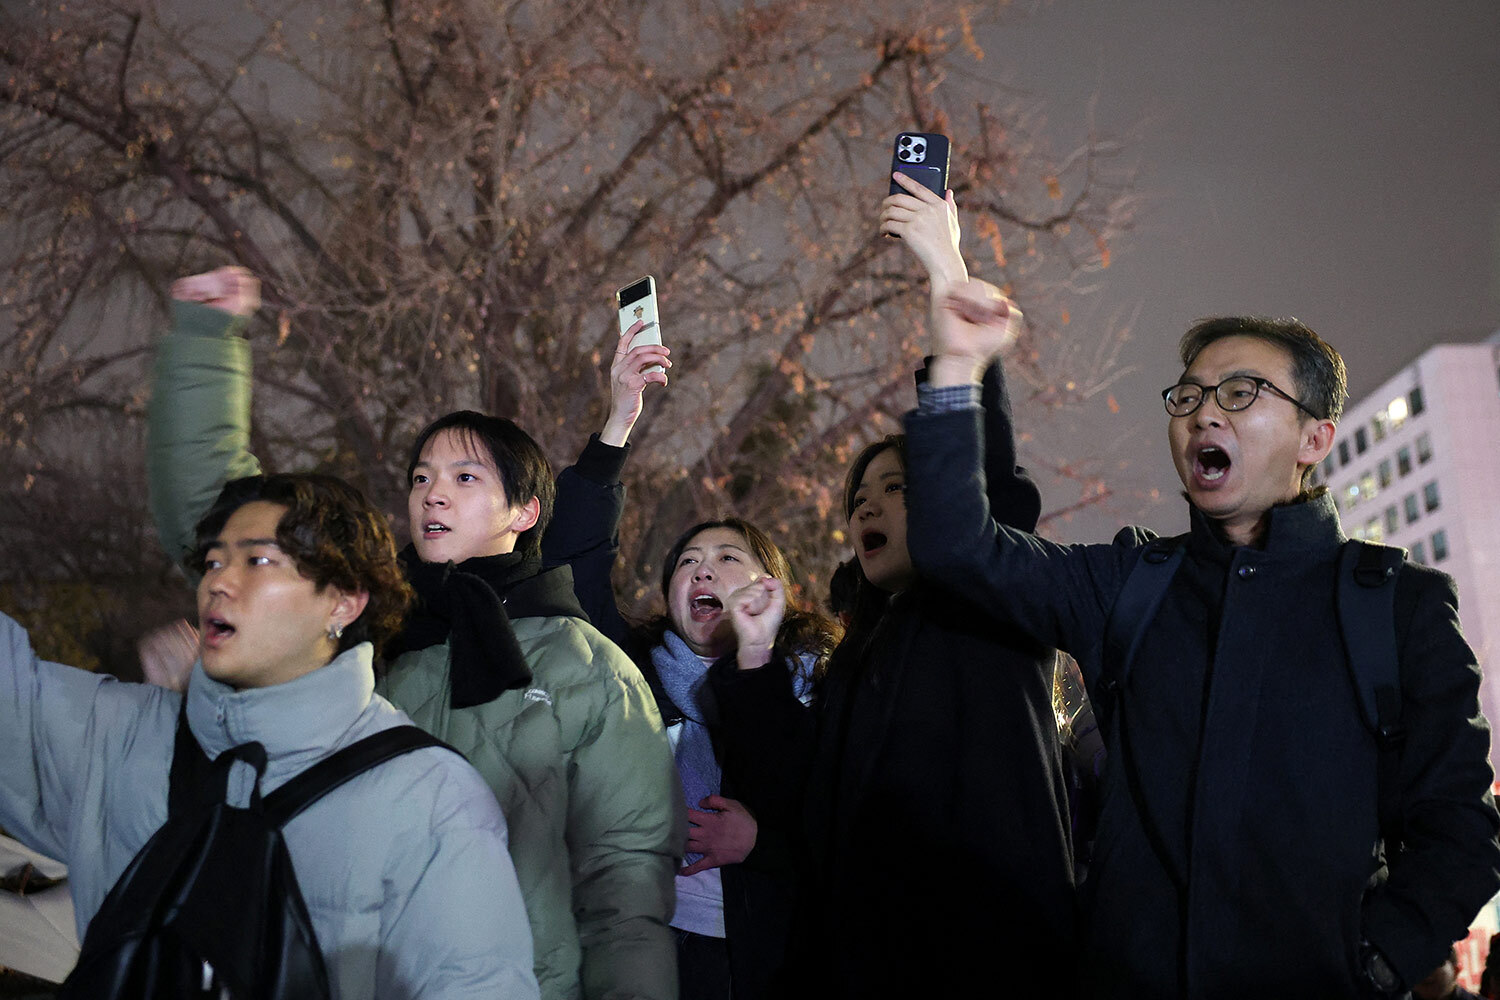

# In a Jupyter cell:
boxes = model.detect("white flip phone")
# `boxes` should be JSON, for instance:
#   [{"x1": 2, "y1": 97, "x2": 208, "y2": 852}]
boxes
[{"x1": 615, "y1": 276, "x2": 664, "y2": 375}]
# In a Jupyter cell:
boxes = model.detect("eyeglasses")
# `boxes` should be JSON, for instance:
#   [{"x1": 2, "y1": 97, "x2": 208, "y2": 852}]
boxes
[{"x1": 1161, "y1": 376, "x2": 1320, "y2": 419}]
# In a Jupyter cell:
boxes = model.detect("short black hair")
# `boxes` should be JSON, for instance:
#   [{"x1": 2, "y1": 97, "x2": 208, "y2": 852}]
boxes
[
  {"x1": 191, "y1": 473, "x2": 413, "y2": 657},
  {"x1": 406, "y1": 410, "x2": 555, "y2": 560},
  {"x1": 1178, "y1": 316, "x2": 1347, "y2": 424}
]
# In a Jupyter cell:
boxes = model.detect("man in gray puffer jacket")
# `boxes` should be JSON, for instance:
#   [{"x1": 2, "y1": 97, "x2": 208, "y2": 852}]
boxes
[{"x1": 0, "y1": 473, "x2": 539, "y2": 999}]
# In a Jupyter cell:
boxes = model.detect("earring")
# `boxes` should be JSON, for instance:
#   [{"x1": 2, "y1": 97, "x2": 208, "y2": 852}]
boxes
[{"x1": 328, "y1": 622, "x2": 344, "y2": 642}]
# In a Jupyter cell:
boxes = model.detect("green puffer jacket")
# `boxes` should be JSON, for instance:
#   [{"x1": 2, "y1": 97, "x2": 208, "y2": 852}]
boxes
[{"x1": 147, "y1": 301, "x2": 684, "y2": 1000}]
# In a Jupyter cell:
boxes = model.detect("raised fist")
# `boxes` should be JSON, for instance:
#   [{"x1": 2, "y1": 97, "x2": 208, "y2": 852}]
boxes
[{"x1": 170, "y1": 266, "x2": 260, "y2": 317}]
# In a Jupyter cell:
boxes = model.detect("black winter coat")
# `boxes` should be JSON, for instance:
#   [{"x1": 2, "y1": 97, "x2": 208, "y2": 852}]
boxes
[
  {"x1": 904, "y1": 404, "x2": 1500, "y2": 999},
  {"x1": 714, "y1": 364, "x2": 1082, "y2": 999}
]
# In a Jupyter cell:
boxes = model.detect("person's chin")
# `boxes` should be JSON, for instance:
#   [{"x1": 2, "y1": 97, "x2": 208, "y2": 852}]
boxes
[
  {"x1": 414, "y1": 535, "x2": 459, "y2": 564},
  {"x1": 687, "y1": 625, "x2": 731, "y2": 660},
  {"x1": 200, "y1": 654, "x2": 238, "y2": 685}
]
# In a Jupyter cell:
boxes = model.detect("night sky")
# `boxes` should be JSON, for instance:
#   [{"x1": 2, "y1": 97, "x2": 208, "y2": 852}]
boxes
[{"x1": 978, "y1": 0, "x2": 1500, "y2": 538}]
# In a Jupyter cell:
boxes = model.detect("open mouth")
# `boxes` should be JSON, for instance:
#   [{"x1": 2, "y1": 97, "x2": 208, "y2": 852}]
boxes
[
  {"x1": 861, "y1": 530, "x2": 888, "y2": 556},
  {"x1": 1195, "y1": 446, "x2": 1231, "y2": 483},
  {"x1": 689, "y1": 592, "x2": 723, "y2": 623},
  {"x1": 423, "y1": 521, "x2": 450, "y2": 537},
  {"x1": 202, "y1": 616, "x2": 236, "y2": 647}
]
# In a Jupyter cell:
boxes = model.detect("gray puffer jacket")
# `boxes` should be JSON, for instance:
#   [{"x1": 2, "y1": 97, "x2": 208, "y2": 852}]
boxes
[{"x1": 0, "y1": 612, "x2": 539, "y2": 999}]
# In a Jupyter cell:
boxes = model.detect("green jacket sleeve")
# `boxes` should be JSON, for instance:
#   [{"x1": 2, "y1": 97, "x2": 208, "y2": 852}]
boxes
[
  {"x1": 147, "y1": 301, "x2": 261, "y2": 573},
  {"x1": 564, "y1": 639, "x2": 684, "y2": 1000}
]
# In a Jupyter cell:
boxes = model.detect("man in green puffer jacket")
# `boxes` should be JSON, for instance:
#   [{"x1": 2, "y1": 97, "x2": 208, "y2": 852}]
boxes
[{"x1": 146, "y1": 267, "x2": 684, "y2": 1000}]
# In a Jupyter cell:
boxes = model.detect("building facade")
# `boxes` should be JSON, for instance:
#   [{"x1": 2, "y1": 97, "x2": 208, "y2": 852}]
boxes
[{"x1": 1308, "y1": 330, "x2": 1500, "y2": 764}]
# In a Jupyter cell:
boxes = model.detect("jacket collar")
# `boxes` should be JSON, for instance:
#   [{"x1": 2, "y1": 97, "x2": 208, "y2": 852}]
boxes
[
  {"x1": 1187, "y1": 489, "x2": 1346, "y2": 558},
  {"x1": 506, "y1": 564, "x2": 588, "y2": 620},
  {"x1": 185, "y1": 643, "x2": 376, "y2": 767}
]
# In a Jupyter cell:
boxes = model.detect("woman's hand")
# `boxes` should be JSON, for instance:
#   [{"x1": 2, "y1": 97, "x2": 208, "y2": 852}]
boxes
[
  {"x1": 599, "y1": 320, "x2": 672, "y2": 447},
  {"x1": 680, "y1": 795, "x2": 758, "y2": 876},
  {"x1": 726, "y1": 577, "x2": 786, "y2": 671},
  {"x1": 879, "y1": 171, "x2": 966, "y2": 289}
]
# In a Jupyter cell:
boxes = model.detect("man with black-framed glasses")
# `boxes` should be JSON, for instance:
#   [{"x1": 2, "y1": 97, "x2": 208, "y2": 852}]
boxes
[{"x1": 897, "y1": 290, "x2": 1500, "y2": 999}]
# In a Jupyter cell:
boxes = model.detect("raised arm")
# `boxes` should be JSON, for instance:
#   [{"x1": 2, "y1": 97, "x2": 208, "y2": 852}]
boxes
[
  {"x1": 542, "y1": 322, "x2": 669, "y2": 646},
  {"x1": 0, "y1": 613, "x2": 165, "y2": 863},
  {"x1": 147, "y1": 267, "x2": 263, "y2": 571},
  {"x1": 882, "y1": 172, "x2": 1040, "y2": 530},
  {"x1": 903, "y1": 281, "x2": 1129, "y2": 662},
  {"x1": 978, "y1": 357, "x2": 1043, "y2": 531}
]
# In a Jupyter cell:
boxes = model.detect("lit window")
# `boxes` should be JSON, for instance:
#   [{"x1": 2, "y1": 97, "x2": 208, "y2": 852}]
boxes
[
  {"x1": 1397, "y1": 447, "x2": 1412, "y2": 477},
  {"x1": 1411, "y1": 541, "x2": 1426, "y2": 565},
  {"x1": 1383, "y1": 506, "x2": 1398, "y2": 535},
  {"x1": 1423, "y1": 480, "x2": 1440, "y2": 512},
  {"x1": 1372, "y1": 413, "x2": 1387, "y2": 442},
  {"x1": 1359, "y1": 472, "x2": 1377, "y2": 500},
  {"x1": 1409, "y1": 385, "x2": 1425, "y2": 416},
  {"x1": 1377, "y1": 459, "x2": 1393, "y2": 488},
  {"x1": 1404, "y1": 494, "x2": 1420, "y2": 524},
  {"x1": 1346, "y1": 483, "x2": 1361, "y2": 509},
  {"x1": 1364, "y1": 517, "x2": 1383, "y2": 542},
  {"x1": 1416, "y1": 432, "x2": 1432, "y2": 464},
  {"x1": 1431, "y1": 528, "x2": 1448, "y2": 562},
  {"x1": 1387, "y1": 396, "x2": 1409, "y2": 428}
]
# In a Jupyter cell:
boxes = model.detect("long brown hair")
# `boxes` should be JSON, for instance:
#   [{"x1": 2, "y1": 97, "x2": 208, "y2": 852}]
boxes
[{"x1": 638, "y1": 517, "x2": 841, "y2": 679}]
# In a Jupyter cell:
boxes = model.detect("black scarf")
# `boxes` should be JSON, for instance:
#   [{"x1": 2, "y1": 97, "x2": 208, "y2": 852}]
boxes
[{"x1": 389, "y1": 545, "x2": 539, "y2": 709}]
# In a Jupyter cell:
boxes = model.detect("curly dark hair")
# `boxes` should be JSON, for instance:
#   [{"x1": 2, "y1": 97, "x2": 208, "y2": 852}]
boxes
[
  {"x1": 639, "y1": 517, "x2": 841, "y2": 679},
  {"x1": 189, "y1": 473, "x2": 414, "y2": 657}
]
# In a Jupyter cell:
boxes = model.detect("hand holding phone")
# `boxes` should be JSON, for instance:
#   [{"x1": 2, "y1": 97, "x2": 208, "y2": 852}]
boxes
[
  {"x1": 602, "y1": 276, "x2": 671, "y2": 447},
  {"x1": 880, "y1": 171, "x2": 965, "y2": 286},
  {"x1": 888, "y1": 131, "x2": 950, "y2": 197},
  {"x1": 616, "y1": 276, "x2": 664, "y2": 374}
]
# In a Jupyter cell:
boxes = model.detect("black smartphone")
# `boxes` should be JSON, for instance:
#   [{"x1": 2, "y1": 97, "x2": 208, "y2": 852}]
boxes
[
  {"x1": 888, "y1": 132, "x2": 950, "y2": 196},
  {"x1": 615, "y1": 276, "x2": 664, "y2": 375}
]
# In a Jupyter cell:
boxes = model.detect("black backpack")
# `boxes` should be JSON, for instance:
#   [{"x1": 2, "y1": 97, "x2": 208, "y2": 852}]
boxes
[{"x1": 59, "y1": 709, "x2": 453, "y2": 1000}]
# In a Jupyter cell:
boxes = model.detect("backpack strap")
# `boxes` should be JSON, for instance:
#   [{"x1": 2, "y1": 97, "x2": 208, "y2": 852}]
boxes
[
  {"x1": 168, "y1": 698, "x2": 221, "y2": 818},
  {"x1": 1100, "y1": 533, "x2": 1191, "y2": 990},
  {"x1": 1336, "y1": 538, "x2": 1407, "y2": 843},
  {"x1": 262, "y1": 726, "x2": 458, "y2": 828},
  {"x1": 1098, "y1": 535, "x2": 1188, "y2": 735}
]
